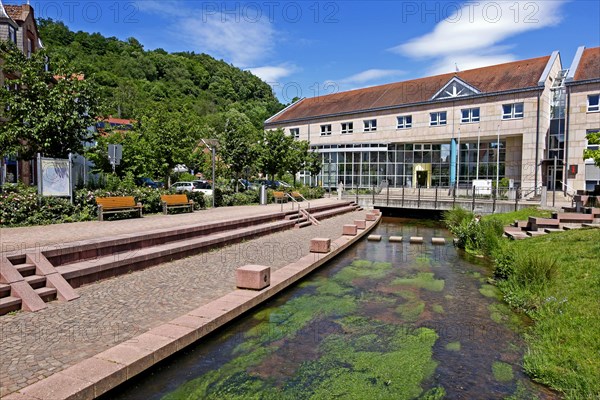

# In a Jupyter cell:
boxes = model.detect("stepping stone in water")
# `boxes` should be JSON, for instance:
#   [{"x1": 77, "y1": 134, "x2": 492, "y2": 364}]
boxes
[
  {"x1": 389, "y1": 236, "x2": 403, "y2": 242},
  {"x1": 368, "y1": 235, "x2": 382, "y2": 241},
  {"x1": 410, "y1": 237, "x2": 424, "y2": 244}
]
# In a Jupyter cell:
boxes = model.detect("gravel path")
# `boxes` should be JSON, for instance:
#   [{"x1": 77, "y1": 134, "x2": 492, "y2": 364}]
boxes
[{"x1": 0, "y1": 209, "x2": 365, "y2": 396}]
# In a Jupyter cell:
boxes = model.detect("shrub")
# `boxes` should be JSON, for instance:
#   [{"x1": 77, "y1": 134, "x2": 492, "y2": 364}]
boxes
[{"x1": 443, "y1": 207, "x2": 474, "y2": 232}]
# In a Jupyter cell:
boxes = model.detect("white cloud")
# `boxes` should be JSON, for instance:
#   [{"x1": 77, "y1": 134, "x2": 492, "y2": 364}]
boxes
[
  {"x1": 139, "y1": 1, "x2": 277, "y2": 67},
  {"x1": 248, "y1": 64, "x2": 298, "y2": 83},
  {"x1": 180, "y1": 15, "x2": 275, "y2": 67},
  {"x1": 339, "y1": 69, "x2": 406, "y2": 85},
  {"x1": 390, "y1": 0, "x2": 567, "y2": 74}
]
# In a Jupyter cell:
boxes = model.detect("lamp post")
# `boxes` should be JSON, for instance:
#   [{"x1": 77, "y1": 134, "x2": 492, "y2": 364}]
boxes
[{"x1": 201, "y1": 139, "x2": 219, "y2": 208}]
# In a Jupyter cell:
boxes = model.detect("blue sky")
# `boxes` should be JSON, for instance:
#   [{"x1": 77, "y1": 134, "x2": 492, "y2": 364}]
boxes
[{"x1": 28, "y1": 0, "x2": 600, "y2": 103}]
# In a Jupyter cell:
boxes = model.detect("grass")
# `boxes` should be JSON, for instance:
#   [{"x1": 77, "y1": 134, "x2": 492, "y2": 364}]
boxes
[
  {"x1": 482, "y1": 207, "x2": 551, "y2": 226},
  {"x1": 496, "y1": 228, "x2": 600, "y2": 399}
]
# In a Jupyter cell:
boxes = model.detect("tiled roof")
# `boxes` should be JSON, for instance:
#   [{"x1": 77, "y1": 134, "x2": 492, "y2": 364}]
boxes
[
  {"x1": 4, "y1": 4, "x2": 28, "y2": 21},
  {"x1": 266, "y1": 56, "x2": 550, "y2": 124},
  {"x1": 573, "y1": 47, "x2": 600, "y2": 81}
]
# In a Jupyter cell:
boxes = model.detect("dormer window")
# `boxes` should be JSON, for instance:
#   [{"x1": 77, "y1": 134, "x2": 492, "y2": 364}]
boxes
[{"x1": 431, "y1": 77, "x2": 480, "y2": 100}]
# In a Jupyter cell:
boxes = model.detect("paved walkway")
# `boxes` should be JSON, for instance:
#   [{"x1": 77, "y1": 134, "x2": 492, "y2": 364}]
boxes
[
  {"x1": 0, "y1": 200, "x2": 362, "y2": 396},
  {"x1": 0, "y1": 198, "x2": 343, "y2": 253}
]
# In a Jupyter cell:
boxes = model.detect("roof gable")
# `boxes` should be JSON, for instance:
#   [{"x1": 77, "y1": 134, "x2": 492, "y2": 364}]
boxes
[
  {"x1": 573, "y1": 47, "x2": 600, "y2": 82},
  {"x1": 266, "y1": 55, "x2": 551, "y2": 125},
  {"x1": 431, "y1": 76, "x2": 481, "y2": 100}
]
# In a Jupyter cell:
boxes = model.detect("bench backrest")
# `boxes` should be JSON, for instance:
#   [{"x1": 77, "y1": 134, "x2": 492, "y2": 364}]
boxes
[
  {"x1": 291, "y1": 191, "x2": 302, "y2": 198},
  {"x1": 161, "y1": 194, "x2": 190, "y2": 205},
  {"x1": 273, "y1": 191, "x2": 285, "y2": 198},
  {"x1": 96, "y1": 196, "x2": 137, "y2": 209}
]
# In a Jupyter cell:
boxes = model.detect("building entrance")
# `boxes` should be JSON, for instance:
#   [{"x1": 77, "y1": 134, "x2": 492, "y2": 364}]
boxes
[
  {"x1": 413, "y1": 163, "x2": 432, "y2": 188},
  {"x1": 546, "y1": 164, "x2": 563, "y2": 191}
]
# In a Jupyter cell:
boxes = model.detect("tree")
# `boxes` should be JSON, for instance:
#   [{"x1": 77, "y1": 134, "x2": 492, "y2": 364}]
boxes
[
  {"x1": 217, "y1": 110, "x2": 259, "y2": 190},
  {"x1": 0, "y1": 41, "x2": 102, "y2": 159},
  {"x1": 285, "y1": 140, "x2": 309, "y2": 187},
  {"x1": 306, "y1": 149, "x2": 322, "y2": 186},
  {"x1": 584, "y1": 131, "x2": 600, "y2": 167},
  {"x1": 259, "y1": 128, "x2": 293, "y2": 180}
]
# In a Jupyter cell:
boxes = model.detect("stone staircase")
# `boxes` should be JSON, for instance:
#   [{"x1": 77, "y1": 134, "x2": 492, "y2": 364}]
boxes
[
  {"x1": 1, "y1": 254, "x2": 79, "y2": 316},
  {"x1": 286, "y1": 202, "x2": 361, "y2": 229},
  {"x1": 504, "y1": 207, "x2": 600, "y2": 240},
  {"x1": 1, "y1": 201, "x2": 359, "y2": 315}
]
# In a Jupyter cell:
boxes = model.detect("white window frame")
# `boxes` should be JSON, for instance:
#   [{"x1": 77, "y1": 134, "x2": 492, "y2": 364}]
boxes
[
  {"x1": 320, "y1": 124, "x2": 332, "y2": 136},
  {"x1": 396, "y1": 115, "x2": 412, "y2": 129},
  {"x1": 461, "y1": 108, "x2": 480, "y2": 123},
  {"x1": 341, "y1": 122, "x2": 354, "y2": 134},
  {"x1": 363, "y1": 119, "x2": 377, "y2": 132},
  {"x1": 289, "y1": 128, "x2": 300, "y2": 139},
  {"x1": 429, "y1": 111, "x2": 447, "y2": 126},
  {"x1": 502, "y1": 103, "x2": 524, "y2": 119},
  {"x1": 588, "y1": 94, "x2": 600, "y2": 112}
]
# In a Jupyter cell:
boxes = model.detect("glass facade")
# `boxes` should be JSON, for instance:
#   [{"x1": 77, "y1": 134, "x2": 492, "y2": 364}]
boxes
[{"x1": 310, "y1": 141, "x2": 506, "y2": 189}]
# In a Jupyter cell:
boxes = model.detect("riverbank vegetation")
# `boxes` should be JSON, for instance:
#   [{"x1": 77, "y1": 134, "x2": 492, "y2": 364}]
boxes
[{"x1": 444, "y1": 207, "x2": 600, "y2": 398}]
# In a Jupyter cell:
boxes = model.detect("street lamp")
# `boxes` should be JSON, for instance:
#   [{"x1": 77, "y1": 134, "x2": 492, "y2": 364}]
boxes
[{"x1": 201, "y1": 139, "x2": 219, "y2": 208}]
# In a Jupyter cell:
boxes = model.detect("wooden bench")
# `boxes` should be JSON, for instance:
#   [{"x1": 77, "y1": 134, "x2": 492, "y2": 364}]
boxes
[
  {"x1": 161, "y1": 194, "x2": 194, "y2": 215},
  {"x1": 291, "y1": 191, "x2": 305, "y2": 201},
  {"x1": 273, "y1": 191, "x2": 287, "y2": 203},
  {"x1": 95, "y1": 196, "x2": 143, "y2": 221}
]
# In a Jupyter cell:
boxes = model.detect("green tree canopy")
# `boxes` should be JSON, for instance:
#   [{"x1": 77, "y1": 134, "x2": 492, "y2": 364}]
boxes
[
  {"x1": 584, "y1": 131, "x2": 600, "y2": 167},
  {"x1": 0, "y1": 41, "x2": 102, "y2": 159},
  {"x1": 260, "y1": 128, "x2": 293, "y2": 179}
]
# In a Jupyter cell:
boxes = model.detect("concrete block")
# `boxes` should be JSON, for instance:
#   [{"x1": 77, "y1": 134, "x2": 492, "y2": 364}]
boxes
[
  {"x1": 19, "y1": 372, "x2": 94, "y2": 400},
  {"x1": 367, "y1": 235, "x2": 382, "y2": 241},
  {"x1": 60, "y1": 357, "x2": 127, "y2": 397},
  {"x1": 431, "y1": 237, "x2": 446, "y2": 245},
  {"x1": 310, "y1": 238, "x2": 331, "y2": 253},
  {"x1": 342, "y1": 224, "x2": 358, "y2": 236},
  {"x1": 410, "y1": 237, "x2": 424, "y2": 244},
  {"x1": 366, "y1": 213, "x2": 376, "y2": 221},
  {"x1": 389, "y1": 236, "x2": 403, "y2": 242},
  {"x1": 95, "y1": 344, "x2": 154, "y2": 379},
  {"x1": 354, "y1": 220, "x2": 367, "y2": 229},
  {"x1": 236, "y1": 264, "x2": 270, "y2": 290}
]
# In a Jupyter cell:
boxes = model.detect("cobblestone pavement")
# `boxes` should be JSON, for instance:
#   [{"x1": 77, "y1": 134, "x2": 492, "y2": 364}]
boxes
[
  {"x1": 0, "y1": 206, "x2": 364, "y2": 396},
  {"x1": 0, "y1": 198, "x2": 343, "y2": 253}
]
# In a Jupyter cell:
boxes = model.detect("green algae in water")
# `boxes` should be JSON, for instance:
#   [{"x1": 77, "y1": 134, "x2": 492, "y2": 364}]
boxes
[
  {"x1": 492, "y1": 361, "x2": 514, "y2": 382},
  {"x1": 415, "y1": 254, "x2": 432, "y2": 268},
  {"x1": 432, "y1": 304, "x2": 444, "y2": 314},
  {"x1": 488, "y1": 303, "x2": 523, "y2": 331},
  {"x1": 479, "y1": 283, "x2": 501, "y2": 298},
  {"x1": 421, "y1": 386, "x2": 446, "y2": 399},
  {"x1": 392, "y1": 272, "x2": 445, "y2": 292},
  {"x1": 301, "y1": 326, "x2": 439, "y2": 400},
  {"x1": 396, "y1": 301, "x2": 425, "y2": 323},
  {"x1": 445, "y1": 341, "x2": 461, "y2": 351},
  {"x1": 333, "y1": 260, "x2": 393, "y2": 283}
]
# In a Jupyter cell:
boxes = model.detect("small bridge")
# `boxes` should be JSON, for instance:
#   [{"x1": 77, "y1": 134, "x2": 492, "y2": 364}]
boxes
[{"x1": 343, "y1": 186, "x2": 547, "y2": 215}]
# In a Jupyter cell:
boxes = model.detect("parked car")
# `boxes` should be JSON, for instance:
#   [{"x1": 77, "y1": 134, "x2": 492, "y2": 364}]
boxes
[
  {"x1": 256, "y1": 179, "x2": 291, "y2": 190},
  {"x1": 192, "y1": 180, "x2": 214, "y2": 196},
  {"x1": 135, "y1": 177, "x2": 163, "y2": 188},
  {"x1": 238, "y1": 179, "x2": 259, "y2": 190},
  {"x1": 171, "y1": 181, "x2": 196, "y2": 193}
]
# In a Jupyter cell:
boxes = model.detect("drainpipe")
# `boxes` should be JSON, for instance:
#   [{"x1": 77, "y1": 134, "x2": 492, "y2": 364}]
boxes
[
  {"x1": 564, "y1": 86, "x2": 571, "y2": 195},
  {"x1": 534, "y1": 90, "x2": 541, "y2": 196}
]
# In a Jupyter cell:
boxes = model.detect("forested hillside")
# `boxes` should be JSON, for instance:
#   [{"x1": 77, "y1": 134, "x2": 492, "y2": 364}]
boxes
[
  {"x1": 35, "y1": 19, "x2": 288, "y2": 180},
  {"x1": 38, "y1": 19, "x2": 283, "y2": 128}
]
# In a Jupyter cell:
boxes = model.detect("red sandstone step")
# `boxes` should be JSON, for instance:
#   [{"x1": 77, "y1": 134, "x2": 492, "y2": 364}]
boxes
[
  {"x1": 310, "y1": 205, "x2": 358, "y2": 221},
  {"x1": 527, "y1": 217, "x2": 560, "y2": 231},
  {"x1": 24, "y1": 275, "x2": 46, "y2": 289},
  {"x1": 14, "y1": 263, "x2": 36, "y2": 277},
  {"x1": 296, "y1": 220, "x2": 312, "y2": 229},
  {"x1": 56, "y1": 219, "x2": 296, "y2": 286},
  {"x1": 0, "y1": 283, "x2": 11, "y2": 298},
  {"x1": 34, "y1": 287, "x2": 57, "y2": 302},
  {"x1": 527, "y1": 231, "x2": 547, "y2": 237},
  {"x1": 513, "y1": 220, "x2": 528, "y2": 228},
  {"x1": 552, "y1": 212, "x2": 594, "y2": 223},
  {"x1": 0, "y1": 296, "x2": 22, "y2": 314}
]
